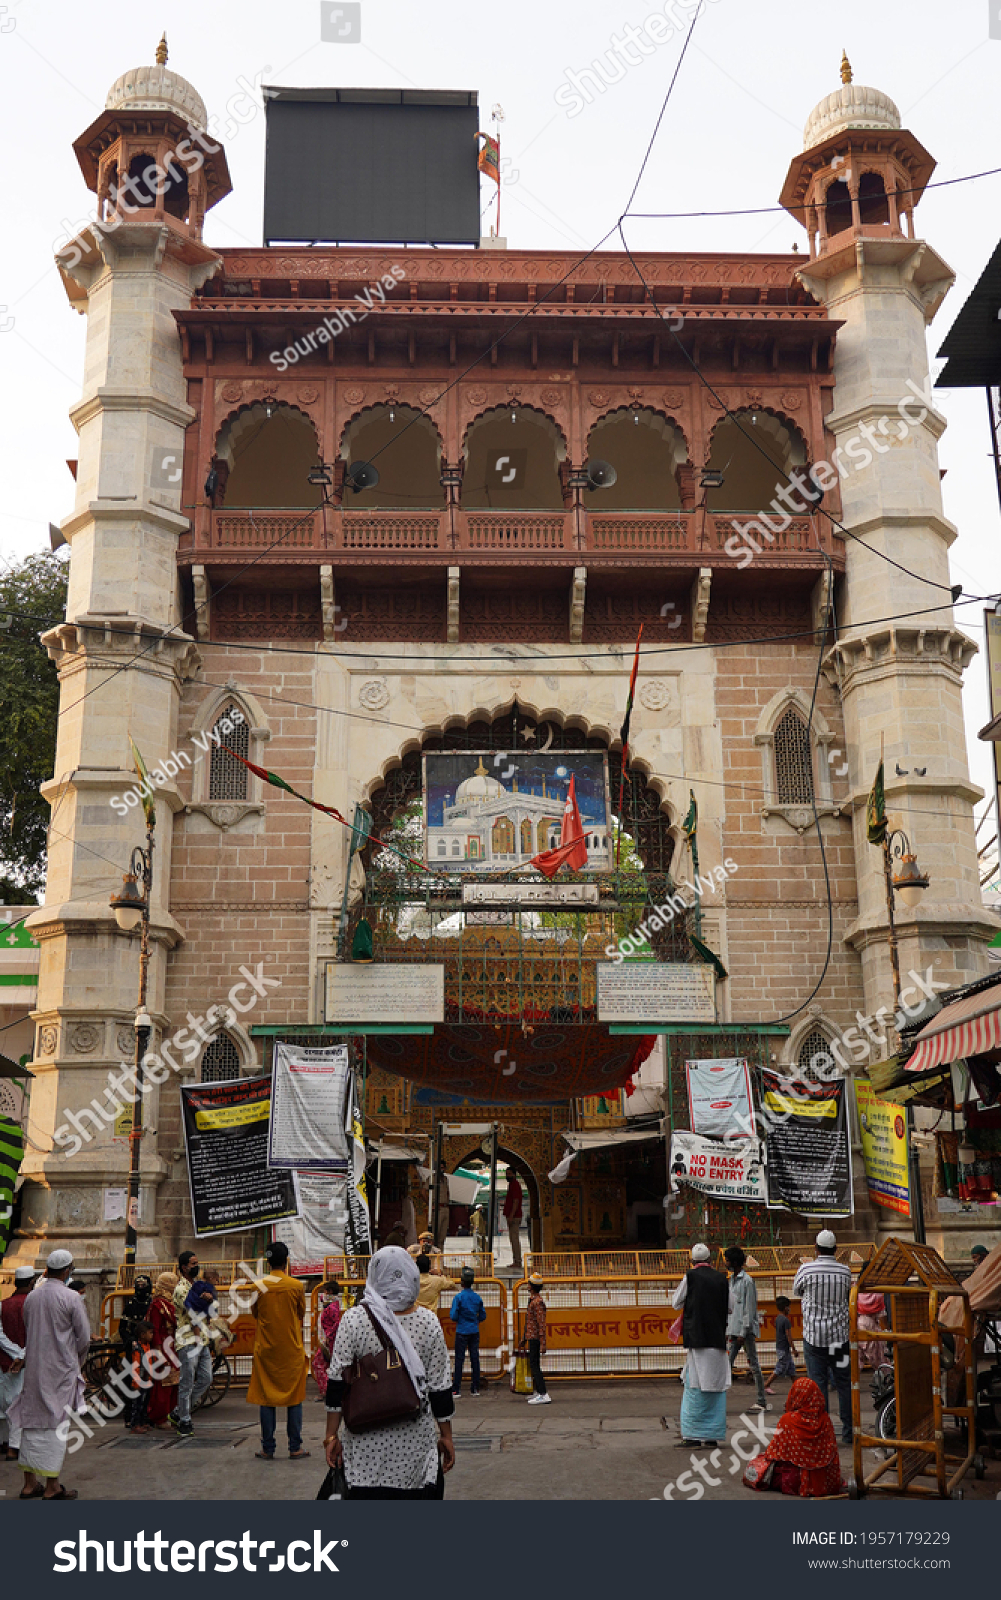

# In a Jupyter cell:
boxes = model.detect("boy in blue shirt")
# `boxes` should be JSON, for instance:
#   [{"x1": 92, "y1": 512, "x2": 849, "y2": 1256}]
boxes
[{"x1": 450, "y1": 1266, "x2": 486, "y2": 1397}]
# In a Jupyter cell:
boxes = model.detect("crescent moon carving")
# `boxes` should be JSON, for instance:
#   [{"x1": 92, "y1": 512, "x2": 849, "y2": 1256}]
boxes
[{"x1": 540, "y1": 723, "x2": 554, "y2": 751}]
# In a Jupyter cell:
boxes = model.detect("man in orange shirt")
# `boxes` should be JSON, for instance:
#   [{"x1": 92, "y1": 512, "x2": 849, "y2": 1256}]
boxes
[{"x1": 247, "y1": 1241, "x2": 309, "y2": 1461}]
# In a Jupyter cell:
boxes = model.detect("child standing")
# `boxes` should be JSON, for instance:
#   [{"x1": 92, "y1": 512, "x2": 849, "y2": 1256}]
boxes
[
  {"x1": 450, "y1": 1266, "x2": 486, "y2": 1397},
  {"x1": 765, "y1": 1295, "x2": 798, "y2": 1393}
]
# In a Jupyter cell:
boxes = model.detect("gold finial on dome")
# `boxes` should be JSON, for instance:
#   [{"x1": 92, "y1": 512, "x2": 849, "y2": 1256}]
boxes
[
  {"x1": 840, "y1": 50, "x2": 852, "y2": 85},
  {"x1": 156, "y1": 33, "x2": 168, "y2": 66},
  {"x1": 474, "y1": 756, "x2": 489, "y2": 777}
]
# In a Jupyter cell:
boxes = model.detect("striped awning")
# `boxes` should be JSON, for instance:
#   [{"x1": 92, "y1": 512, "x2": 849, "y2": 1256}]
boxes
[{"x1": 904, "y1": 986, "x2": 1001, "y2": 1072}]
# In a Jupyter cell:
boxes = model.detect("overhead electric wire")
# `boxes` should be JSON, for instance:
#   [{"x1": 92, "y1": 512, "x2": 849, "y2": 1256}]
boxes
[{"x1": 623, "y1": 163, "x2": 1001, "y2": 220}]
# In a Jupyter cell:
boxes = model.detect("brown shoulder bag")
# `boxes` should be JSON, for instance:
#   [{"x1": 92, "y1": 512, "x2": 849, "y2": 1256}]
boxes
[{"x1": 340, "y1": 1304, "x2": 422, "y2": 1434}]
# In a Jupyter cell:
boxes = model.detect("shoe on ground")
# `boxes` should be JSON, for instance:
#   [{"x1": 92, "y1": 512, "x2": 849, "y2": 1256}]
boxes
[
  {"x1": 176, "y1": 1420, "x2": 194, "y2": 1437},
  {"x1": 470, "y1": 1390, "x2": 480, "y2": 1397},
  {"x1": 168, "y1": 1411, "x2": 180, "y2": 1429},
  {"x1": 750, "y1": 1402, "x2": 773, "y2": 1412},
  {"x1": 527, "y1": 1393, "x2": 551, "y2": 1405}
]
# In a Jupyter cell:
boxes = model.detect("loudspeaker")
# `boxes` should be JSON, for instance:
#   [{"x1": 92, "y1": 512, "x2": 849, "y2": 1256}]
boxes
[
  {"x1": 585, "y1": 458, "x2": 617, "y2": 490},
  {"x1": 347, "y1": 461, "x2": 380, "y2": 492}
]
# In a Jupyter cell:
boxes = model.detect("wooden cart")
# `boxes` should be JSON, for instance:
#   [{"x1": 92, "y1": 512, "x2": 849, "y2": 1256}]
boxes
[{"x1": 849, "y1": 1237, "x2": 980, "y2": 1499}]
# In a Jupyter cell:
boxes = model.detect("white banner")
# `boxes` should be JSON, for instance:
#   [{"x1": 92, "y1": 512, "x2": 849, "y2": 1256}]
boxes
[
  {"x1": 269, "y1": 1043, "x2": 351, "y2": 1170},
  {"x1": 273, "y1": 1171, "x2": 350, "y2": 1276},
  {"x1": 685, "y1": 1057, "x2": 755, "y2": 1138},
  {"x1": 669, "y1": 1129, "x2": 767, "y2": 1205}
]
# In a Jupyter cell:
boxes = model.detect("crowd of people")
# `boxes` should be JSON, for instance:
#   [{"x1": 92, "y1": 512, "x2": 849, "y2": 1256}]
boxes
[{"x1": 4, "y1": 1222, "x2": 982, "y2": 1501}]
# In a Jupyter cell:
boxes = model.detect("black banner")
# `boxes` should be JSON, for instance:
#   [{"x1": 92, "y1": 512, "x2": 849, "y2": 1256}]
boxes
[
  {"x1": 763, "y1": 1072, "x2": 853, "y2": 1216},
  {"x1": 181, "y1": 1075, "x2": 298, "y2": 1237}
]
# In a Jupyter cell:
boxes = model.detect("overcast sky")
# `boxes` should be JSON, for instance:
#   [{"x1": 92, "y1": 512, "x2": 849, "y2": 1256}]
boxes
[{"x1": 1, "y1": 0, "x2": 997, "y2": 839}]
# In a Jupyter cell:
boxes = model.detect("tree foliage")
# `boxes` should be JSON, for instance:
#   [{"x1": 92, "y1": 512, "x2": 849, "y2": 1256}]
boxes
[{"x1": 0, "y1": 551, "x2": 68, "y2": 897}]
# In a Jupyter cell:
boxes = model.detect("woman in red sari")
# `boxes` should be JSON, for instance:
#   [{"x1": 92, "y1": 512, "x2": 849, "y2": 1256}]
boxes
[
  {"x1": 146, "y1": 1272, "x2": 179, "y2": 1427},
  {"x1": 764, "y1": 1377, "x2": 844, "y2": 1496}
]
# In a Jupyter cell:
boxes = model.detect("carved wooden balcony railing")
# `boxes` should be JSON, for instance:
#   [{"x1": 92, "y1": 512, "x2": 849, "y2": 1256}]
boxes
[{"x1": 184, "y1": 506, "x2": 843, "y2": 567}]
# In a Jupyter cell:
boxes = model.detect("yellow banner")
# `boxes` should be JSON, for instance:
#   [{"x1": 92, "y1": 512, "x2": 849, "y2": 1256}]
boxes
[
  {"x1": 854, "y1": 1079, "x2": 910, "y2": 1215},
  {"x1": 194, "y1": 1101, "x2": 270, "y2": 1130},
  {"x1": 764, "y1": 1091, "x2": 837, "y2": 1119}
]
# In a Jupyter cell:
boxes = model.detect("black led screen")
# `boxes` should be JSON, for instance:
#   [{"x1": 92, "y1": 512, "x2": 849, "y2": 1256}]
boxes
[{"x1": 262, "y1": 88, "x2": 482, "y2": 246}]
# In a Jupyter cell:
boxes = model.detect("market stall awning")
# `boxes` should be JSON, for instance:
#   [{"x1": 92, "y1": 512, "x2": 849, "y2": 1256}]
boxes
[
  {"x1": 564, "y1": 1124, "x2": 664, "y2": 1154},
  {"x1": 905, "y1": 987, "x2": 1001, "y2": 1073},
  {"x1": 366, "y1": 1142, "x2": 426, "y2": 1162}
]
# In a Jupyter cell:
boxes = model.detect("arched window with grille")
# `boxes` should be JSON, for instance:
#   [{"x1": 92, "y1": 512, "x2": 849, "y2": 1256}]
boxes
[
  {"x1": 200, "y1": 1033, "x2": 242, "y2": 1082},
  {"x1": 796, "y1": 1028, "x2": 834, "y2": 1085},
  {"x1": 773, "y1": 707, "x2": 815, "y2": 805},
  {"x1": 208, "y1": 704, "x2": 250, "y2": 800}
]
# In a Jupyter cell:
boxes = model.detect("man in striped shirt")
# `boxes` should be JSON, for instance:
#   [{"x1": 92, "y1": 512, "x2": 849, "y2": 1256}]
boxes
[{"x1": 792, "y1": 1230, "x2": 853, "y2": 1444}]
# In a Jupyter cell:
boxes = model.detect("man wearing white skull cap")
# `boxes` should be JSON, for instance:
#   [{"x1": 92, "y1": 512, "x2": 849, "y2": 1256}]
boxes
[
  {"x1": 9, "y1": 1247, "x2": 89, "y2": 1497},
  {"x1": 792, "y1": 1229, "x2": 853, "y2": 1444}
]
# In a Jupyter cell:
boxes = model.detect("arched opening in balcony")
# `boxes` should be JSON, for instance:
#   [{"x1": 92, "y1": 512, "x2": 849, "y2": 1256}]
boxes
[
  {"x1": 339, "y1": 404, "x2": 443, "y2": 509},
  {"x1": 585, "y1": 407, "x2": 686, "y2": 510},
  {"x1": 703, "y1": 409, "x2": 808, "y2": 513},
  {"x1": 461, "y1": 406, "x2": 565, "y2": 510},
  {"x1": 215, "y1": 402, "x2": 321, "y2": 508},
  {"x1": 824, "y1": 177, "x2": 853, "y2": 237},
  {"x1": 858, "y1": 171, "x2": 890, "y2": 226}
]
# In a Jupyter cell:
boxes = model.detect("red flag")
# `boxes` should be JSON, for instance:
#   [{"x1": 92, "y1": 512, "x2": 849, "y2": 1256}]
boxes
[{"x1": 531, "y1": 773, "x2": 588, "y2": 880}]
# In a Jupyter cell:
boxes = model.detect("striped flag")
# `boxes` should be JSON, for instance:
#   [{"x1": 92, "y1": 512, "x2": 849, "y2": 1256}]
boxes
[
  {"x1": 616, "y1": 626, "x2": 644, "y2": 865},
  {"x1": 222, "y1": 747, "x2": 424, "y2": 871}
]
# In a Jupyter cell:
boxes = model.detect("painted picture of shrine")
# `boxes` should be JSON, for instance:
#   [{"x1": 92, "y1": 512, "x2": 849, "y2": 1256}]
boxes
[{"x1": 423, "y1": 751, "x2": 612, "y2": 874}]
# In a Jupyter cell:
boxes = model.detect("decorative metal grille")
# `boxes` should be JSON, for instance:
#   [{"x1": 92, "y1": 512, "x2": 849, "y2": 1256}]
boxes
[
  {"x1": 773, "y1": 707, "x2": 814, "y2": 804},
  {"x1": 208, "y1": 706, "x2": 249, "y2": 799},
  {"x1": 796, "y1": 1027, "x2": 832, "y2": 1084},
  {"x1": 200, "y1": 1034, "x2": 242, "y2": 1082}
]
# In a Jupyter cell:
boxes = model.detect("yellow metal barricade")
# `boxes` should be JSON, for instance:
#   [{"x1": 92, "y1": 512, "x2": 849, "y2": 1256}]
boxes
[
  {"x1": 511, "y1": 1275, "x2": 685, "y2": 1379},
  {"x1": 311, "y1": 1277, "x2": 509, "y2": 1381},
  {"x1": 525, "y1": 1250, "x2": 690, "y2": 1278},
  {"x1": 322, "y1": 1251, "x2": 494, "y2": 1282}
]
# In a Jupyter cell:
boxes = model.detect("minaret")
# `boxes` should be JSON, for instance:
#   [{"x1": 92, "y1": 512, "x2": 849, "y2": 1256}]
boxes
[
  {"x1": 14, "y1": 45, "x2": 230, "y2": 1268},
  {"x1": 780, "y1": 61, "x2": 994, "y2": 1017}
]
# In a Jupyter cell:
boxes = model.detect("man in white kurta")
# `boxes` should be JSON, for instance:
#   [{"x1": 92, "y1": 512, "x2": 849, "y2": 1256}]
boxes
[
  {"x1": 670, "y1": 1243, "x2": 734, "y2": 1445},
  {"x1": 9, "y1": 1248, "x2": 90, "y2": 1499}
]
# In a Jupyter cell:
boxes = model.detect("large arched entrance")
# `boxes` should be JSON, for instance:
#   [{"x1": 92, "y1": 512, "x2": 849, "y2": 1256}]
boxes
[{"x1": 450, "y1": 1144, "x2": 542, "y2": 1257}]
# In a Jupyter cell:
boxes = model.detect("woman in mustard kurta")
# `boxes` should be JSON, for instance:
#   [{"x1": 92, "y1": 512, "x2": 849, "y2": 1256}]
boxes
[{"x1": 247, "y1": 1242, "x2": 310, "y2": 1460}]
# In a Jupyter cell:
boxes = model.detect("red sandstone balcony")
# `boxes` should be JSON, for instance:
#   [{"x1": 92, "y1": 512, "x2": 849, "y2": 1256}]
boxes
[{"x1": 181, "y1": 506, "x2": 844, "y2": 567}]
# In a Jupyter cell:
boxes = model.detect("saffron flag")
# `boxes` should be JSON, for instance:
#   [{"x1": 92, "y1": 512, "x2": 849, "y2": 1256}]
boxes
[
  {"x1": 129, "y1": 737, "x2": 157, "y2": 830},
  {"x1": 866, "y1": 760, "x2": 887, "y2": 845},
  {"x1": 531, "y1": 773, "x2": 588, "y2": 880},
  {"x1": 475, "y1": 131, "x2": 500, "y2": 184},
  {"x1": 221, "y1": 747, "x2": 424, "y2": 871}
]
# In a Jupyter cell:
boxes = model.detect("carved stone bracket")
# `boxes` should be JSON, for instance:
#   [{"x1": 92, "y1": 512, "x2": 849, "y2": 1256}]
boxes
[
  {"x1": 184, "y1": 802, "x2": 264, "y2": 831},
  {"x1": 447, "y1": 567, "x2": 460, "y2": 644},
  {"x1": 569, "y1": 566, "x2": 586, "y2": 644},
  {"x1": 690, "y1": 568, "x2": 711, "y2": 643},
  {"x1": 191, "y1": 565, "x2": 211, "y2": 642}
]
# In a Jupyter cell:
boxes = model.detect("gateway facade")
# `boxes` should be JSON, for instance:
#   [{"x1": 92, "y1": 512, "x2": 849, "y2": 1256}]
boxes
[{"x1": 10, "y1": 48, "x2": 996, "y2": 1270}]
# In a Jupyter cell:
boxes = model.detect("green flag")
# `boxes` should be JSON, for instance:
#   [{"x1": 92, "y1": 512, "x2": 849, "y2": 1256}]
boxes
[
  {"x1": 866, "y1": 761, "x2": 887, "y2": 845},
  {"x1": 0, "y1": 1114, "x2": 25, "y2": 1263},
  {"x1": 129, "y1": 737, "x2": 157, "y2": 830},
  {"x1": 681, "y1": 788, "x2": 698, "y2": 841}
]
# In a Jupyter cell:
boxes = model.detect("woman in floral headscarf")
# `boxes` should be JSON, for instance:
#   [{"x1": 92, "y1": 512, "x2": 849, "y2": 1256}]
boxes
[
  {"x1": 146, "y1": 1272, "x2": 179, "y2": 1427},
  {"x1": 764, "y1": 1376, "x2": 844, "y2": 1496}
]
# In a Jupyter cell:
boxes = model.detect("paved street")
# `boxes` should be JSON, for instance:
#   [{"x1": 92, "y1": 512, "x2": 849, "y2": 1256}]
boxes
[{"x1": 4, "y1": 1371, "x2": 997, "y2": 1502}]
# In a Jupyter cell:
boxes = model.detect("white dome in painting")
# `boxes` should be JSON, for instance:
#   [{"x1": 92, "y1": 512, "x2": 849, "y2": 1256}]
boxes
[
  {"x1": 455, "y1": 758, "x2": 505, "y2": 803},
  {"x1": 803, "y1": 55, "x2": 900, "y2": 151},
  {"x1": 106, "y1": 37, "x2": 207, "y2": 130}
]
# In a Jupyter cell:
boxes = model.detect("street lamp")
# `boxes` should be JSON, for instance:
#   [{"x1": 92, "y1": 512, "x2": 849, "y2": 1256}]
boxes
[
  {"x1": 880, "y1": 824, "x2": 929, "y2": 1245},
  {"x1": 110, "y1": 838, "x2": 154, "y2": 1266}
]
